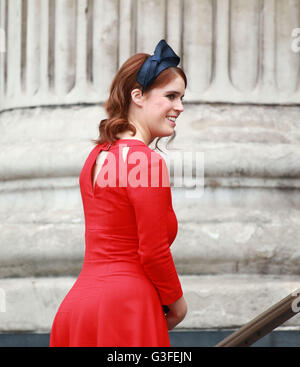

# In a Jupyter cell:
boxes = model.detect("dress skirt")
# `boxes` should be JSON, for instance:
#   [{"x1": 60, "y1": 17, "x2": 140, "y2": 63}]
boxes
[{"x1": 50, "y1": 261, "x2": 170, "y2": 347}]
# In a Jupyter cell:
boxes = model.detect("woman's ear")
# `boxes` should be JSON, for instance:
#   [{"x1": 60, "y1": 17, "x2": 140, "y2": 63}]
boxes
[{"x1": 131, "y1": 88, "x2": 144, "y2": 107}]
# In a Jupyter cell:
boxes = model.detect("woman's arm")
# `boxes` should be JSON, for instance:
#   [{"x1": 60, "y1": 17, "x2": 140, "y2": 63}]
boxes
[
  {"x1": 126, "y1": 149, "x2": 183, "y2": 306},
  {"x1": 165, "y1": 295, "x2": 188, "y2": 330}
]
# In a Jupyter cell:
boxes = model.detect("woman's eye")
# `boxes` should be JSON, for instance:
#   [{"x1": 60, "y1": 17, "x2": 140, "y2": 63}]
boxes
[
  {"x1": 167, "y1": 94, "x2": 184, "y2": 103},
  {"x1": 167, "y1": 94, "x2": 175, "y2": 99}
]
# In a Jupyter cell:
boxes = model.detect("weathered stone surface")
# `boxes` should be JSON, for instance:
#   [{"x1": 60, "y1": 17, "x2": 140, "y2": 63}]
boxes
[
  {"x1": 1, "y1": 203, "x2": 300, "y2": 277},
  {"x1": 1, "y1": 0, "x2": 300, "y2": 110},
  {"x1": 1, "y1": 105, "x2": 300, "y2": 278},
  {"x1": 0, "y1": 275, "x2": 299, "y2": 332},
  {"x1": 172, "y1": 190, "x2": 300, "y2": 275},
  {"x1": 2, "y1": 104, "x2": 300, "y2": 180},
  {"x1": 1, "y1": 0, "x2": 300, "y2": 335},
  {"x1": 0, "y1": 277, "x2": 75, "y2": 332},
  {"x1": 182, "y1": 274, "x2": 300, "y2": 329}
]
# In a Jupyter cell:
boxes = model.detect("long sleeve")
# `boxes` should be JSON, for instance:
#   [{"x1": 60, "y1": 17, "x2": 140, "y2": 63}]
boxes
[{"x1": 126, "y1": 149, "x2": 183, "y2": 305}]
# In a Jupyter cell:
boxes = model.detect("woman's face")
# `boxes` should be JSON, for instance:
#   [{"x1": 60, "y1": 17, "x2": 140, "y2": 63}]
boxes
[{"x1": 141, "y1": 75, "x2": 185, "y2": 139}]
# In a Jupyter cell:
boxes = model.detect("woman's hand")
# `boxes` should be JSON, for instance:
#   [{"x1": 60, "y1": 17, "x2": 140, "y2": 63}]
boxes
[{"x1": 164, "y1": 296, "x2": 187, "y2": 330}]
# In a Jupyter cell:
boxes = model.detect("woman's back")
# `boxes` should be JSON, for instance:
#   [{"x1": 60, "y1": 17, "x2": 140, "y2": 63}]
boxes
[{"x1": 49, "y1": 138, "x2": 183, "y2": 347}]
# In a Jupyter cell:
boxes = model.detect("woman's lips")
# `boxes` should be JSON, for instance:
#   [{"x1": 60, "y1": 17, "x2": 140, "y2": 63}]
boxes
[{"x1": 166, "y1": 117, "x2": 176, "y2": 127}]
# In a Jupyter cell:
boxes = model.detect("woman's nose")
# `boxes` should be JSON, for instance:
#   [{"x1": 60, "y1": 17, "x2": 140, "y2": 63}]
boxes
[{"x1": 175, "y1": 99, "x2": 184, "y2": 112}]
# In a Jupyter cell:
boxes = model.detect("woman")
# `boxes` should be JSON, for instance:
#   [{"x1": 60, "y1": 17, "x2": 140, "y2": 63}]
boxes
[{"x1": 50, "y1": 40, "x2": 188, "y2": 347}]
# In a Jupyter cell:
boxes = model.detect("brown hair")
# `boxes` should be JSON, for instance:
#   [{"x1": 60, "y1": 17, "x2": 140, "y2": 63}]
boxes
[{"x1": 91, "y1": 53, "x2": 187, "y2": 152}]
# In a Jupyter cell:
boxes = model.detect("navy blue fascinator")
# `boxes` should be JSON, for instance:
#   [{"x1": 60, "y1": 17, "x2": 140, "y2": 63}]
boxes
[{"x1": 137, "y1": 39, "x2": 180, "y2": 93}]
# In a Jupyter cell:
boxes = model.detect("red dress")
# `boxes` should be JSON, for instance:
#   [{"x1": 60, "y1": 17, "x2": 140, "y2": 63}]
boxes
[{"x1": 49, "y1": 138, "x2": 183, "y2": 347}]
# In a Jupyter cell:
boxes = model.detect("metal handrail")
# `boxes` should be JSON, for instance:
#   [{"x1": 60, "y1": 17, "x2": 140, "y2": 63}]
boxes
[{"x1": 215, "y1": 288, "x2": 300, "y2": 347}]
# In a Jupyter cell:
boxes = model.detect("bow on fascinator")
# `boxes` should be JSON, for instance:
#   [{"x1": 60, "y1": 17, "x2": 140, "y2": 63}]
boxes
[{"x1": 137, "y1": 39, "x2": 180, "y2": 93}]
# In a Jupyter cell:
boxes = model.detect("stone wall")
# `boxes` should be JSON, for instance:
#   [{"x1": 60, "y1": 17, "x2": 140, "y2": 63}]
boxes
[
  {"x1": 1, "y1": 0, "x2": 300, "y2": 334},
  {"x1": 1, "y1": 0, "x2": 300, "y2": 111}
]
